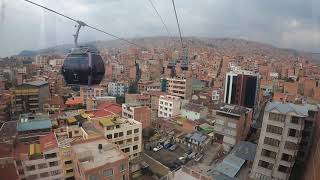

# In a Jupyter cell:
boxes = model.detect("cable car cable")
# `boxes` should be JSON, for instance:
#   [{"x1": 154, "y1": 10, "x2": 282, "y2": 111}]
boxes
[
  {"x1": 171, "y1": 0, "x2": 183, "y2": 49},
  {"x1": 147, "y1": 0, "x2": 171, "y2": 37},
  {"x1": 24, "y1": 0, "x2": 146, "y2": 50}
]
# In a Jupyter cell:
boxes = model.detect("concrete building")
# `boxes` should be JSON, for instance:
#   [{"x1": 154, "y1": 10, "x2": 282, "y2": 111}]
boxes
[
  {"x1": 181, "y1": 103, "x2": 208, "y2": 121},
  {"x1": 11, "y1": 81, "x2": 49, "y2": 114},
  {"x1": 250, "y1": 102, "x2": 309, "y2": 180},
  {"x1": 125, "y1": 93, "x2": 151, "y2": 107},
  {"x1": 14, "y1": 133, "x2": 64, "y2": 180},
  {"x1": 213, "y1": 103, "x2": 252, "y2": 151},
  {"x1": 122, "y1": 103, "x2": 151, "y2": 129},
  {"x1": 166, "y1": 77, "x2": 192, "y2": 100},
  {"x1": 72, "y1": 137, "x2": 129, "y2": 180},
  {"x1": 158, "y1": 95, "x2": 181, "y2": 118},
  {"x1": 212, "y1": 89, "x2": 221, "y2": 104},
  {"x1": 80, "y1": 86, "x2": 105, "y2": 106},
  {"x1": 98, "y1": 117, "x2": 142, "y2": 160},
  {"x1": 107, "y1": 82, "x2": 129, "y2": 97},
  {"x1": 17, "y1": 113, "x2": 52, "y2": 144},
  {"x1": 224, "y1": 70, "x2": 259, "y2": 108}
]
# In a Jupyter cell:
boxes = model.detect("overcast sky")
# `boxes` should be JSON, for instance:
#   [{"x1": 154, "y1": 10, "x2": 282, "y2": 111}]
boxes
[{"x1": 0, "y1": 0, "x2": 320, "y2": 57}]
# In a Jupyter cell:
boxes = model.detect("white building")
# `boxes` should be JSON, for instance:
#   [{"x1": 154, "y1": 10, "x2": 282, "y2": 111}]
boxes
[
  {"x1": 158, "y1": 95, "x2": 181, "y2": 118},
  {"x1": 99, "y1": 117, "x2": 142, "y2": 160},
  {"x1": 108, "y1": 82, "x2": 129, "y2": 97},
  {"x1": 181, "y1": 103, "x2": 208, "y2": 121},
  {"x1": 250, "y1": 102, "x2": 309, "y2": 180},
  {"x1": 212, "y1": 90, "x2": 220, "y2": 103}
]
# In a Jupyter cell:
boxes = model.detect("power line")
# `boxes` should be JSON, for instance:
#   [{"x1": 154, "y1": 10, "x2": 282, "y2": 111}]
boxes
[
  {"x1": 24, "y1": 0, "x2": 146, "y2": 49},
  {"x1": 147, "y1": 0, "x2": 171, "y2": 37},
  {"x1": 171, "y1": 0, "x2": 183, "y2": 48}
]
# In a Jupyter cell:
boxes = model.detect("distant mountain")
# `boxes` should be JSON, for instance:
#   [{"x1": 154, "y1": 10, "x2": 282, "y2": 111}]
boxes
[{"x1": 16, "y1": 37, "x2": 316, "y2": 63}]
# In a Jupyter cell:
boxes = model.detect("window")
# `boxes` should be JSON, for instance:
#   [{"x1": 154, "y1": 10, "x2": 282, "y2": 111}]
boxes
[
  {"x1": 18, "y1": 169, "x2": 24, "y2": 175},
  {"x1": 261, "y1": 149, "x2": 276, "y2": 159},
  {"x1": 119, "y1": 132, "x2": 124, "y2": 137},
  {"x1": 119, "y1": 164, "x2": 126, "y2": 172},
  {"x1": 26, "y1": 165, "x2": 35, "y2": 171},
  {"x1": 74, "y1": 130, "x2": 79, "y2": 134},
  {"x1": 127, "y1": 138, "x2": 132, "y2": 143},
  {"x1": 103, "y1": 169, "x2": 113, "y2": 177},
  {"x1": 284, "y1": 141, "x2": 298, "y2": 150},
  {"x1": 65, "y1": 160, "x2": 72, "y2": 165},
  {"x1": 116, "y1": 125, "x2": 120, "y2": 129},
  {"x1": 107, "y1": 134, "x2": 112, "y2": 139},
  {"x1": 45, "y1": 153, "x2": 57, "y2": 159},
  {"x1": 118, "y1": 140, "x2": 124, "y2": 145},
  {"x1": 66, "y1": 169, "x2": 73, "y2": 173},
  {"x1": 16, "y1": 160, "x2": 22, "y2": 166},
  {"x1": 281, "y1": 153, "x2": 292, "y2": 162},
  {"x1": 133, "y1": 145, "x2": 138, "y2": 150},
  {"x1": 269, "y1": 113, "x2": 286, "y2": 122},
  {"x1": 291, "y1": 116, "x2": 299, "y2": 124},
  {"x1": 127, "y1": 130, "x2": 132, "y2": 135},
  {"x1": 40, "y1": 172, "x2": 49, "y2": 178},
  {"x1": 49, "y1": 161, "x2": 59, "y2": 167},
  {"x1": 134, "y1": 137, "x2": 139, "y2": 141},
  {"x1": 38, "y1": 163, "x2": 48, "y2": 169},
  {"x1": 258, "y1": 160, "x2": 273, "y2": 170},
  {"x1": 278, "y1": 165, "x2": 290, "y2": 173},
  {"x1": 51, "y1": 170, "x2": 61, "y2": 176},
  {"x1": 266, "y1": 125, "x2": 283, "y2": 135},
  {"x1": 134, "y1": 128, "x2": 139, "y2": 133},
  {"x1": 288, "y1": 129, "x2": 298, "y2": 137},
  {"x1": 124, "y1": 147, "x2": 130, "y2": 153},
  {"x1": 264, "y1": 137, "x2": 280, "y2": 147},
  {"x1": 114, "y1": 133, "x2": 118, "y2": 138}
]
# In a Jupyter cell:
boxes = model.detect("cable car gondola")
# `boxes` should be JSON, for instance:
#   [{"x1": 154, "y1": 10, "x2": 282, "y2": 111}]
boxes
[{"x1": 61, "y1": 21, "x2": 105, "y2": 86}]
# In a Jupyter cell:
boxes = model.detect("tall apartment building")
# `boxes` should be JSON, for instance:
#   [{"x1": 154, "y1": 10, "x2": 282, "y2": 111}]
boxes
[
  {"x1": 213, "y1": 103, "x2": 252, "y2": 151},
  {"x1": 108, "y1": 82, "x2": 129, "y2": 97},
  {"x1": 158, "y1": 95, "x2": 181, "y2": 118},
  {"x1": 166, "y1": 77, "x2": 192, "y2": 100},
  {"x1": 250, "y1": 102, "x2": 309, "y2": 180},
  {"x1": 224, "y1": 70, "x2": 259, "y2": 108},
  {"x1": 72, "y1": 137, "x2": 129, "y2": 180},
  {"x1": 14, "y1": 133, "x2": 64, "y2": 180},
  {"x1": 122, "y1": 103, "x2": 151, "y2": 129},
  {"x1": 11, "y1": 81, "x2": 49, "y2": 114},
  {"x1": 98, "y1": 117, "x2": 142, "y2": 160}
]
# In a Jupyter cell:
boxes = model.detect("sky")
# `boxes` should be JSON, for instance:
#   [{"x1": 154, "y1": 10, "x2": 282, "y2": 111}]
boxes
[{"x1": 0, "y1": 0, "x2": 320, "y2": 57}]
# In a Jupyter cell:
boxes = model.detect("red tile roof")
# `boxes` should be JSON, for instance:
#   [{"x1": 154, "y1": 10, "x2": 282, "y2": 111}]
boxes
[
  {"x1": 65, "y1": 97, "x2": 83, "y2": 105},
  {"x1": 40, "y1": 133, "x2": 58, "y2": 152},
  {"x1": 90, "y1": 103, "x2": 122, "y2": 118}
]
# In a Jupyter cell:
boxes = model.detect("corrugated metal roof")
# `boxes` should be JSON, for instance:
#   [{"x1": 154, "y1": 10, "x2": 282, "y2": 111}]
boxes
[
  {"x1": 214, "y1": 154, "x2": 245, "y2": 178},
  {"x1": 231, "y1": 141, "x2": 257, "y2": 161},
  {"x1": 265, "y1": 102, "x2": 308, "y2": 117},
  {"x1": 17, "y1": 120, "x2": 52, "y2": 132},
  {"x1": 25, "y1": 80, "x2": 48, "y2": 87}
]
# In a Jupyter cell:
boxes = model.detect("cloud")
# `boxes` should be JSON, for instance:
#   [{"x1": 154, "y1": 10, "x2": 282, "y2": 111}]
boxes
[{"x1": 0, "y1": 0, "x2": 320, "y2": 57}]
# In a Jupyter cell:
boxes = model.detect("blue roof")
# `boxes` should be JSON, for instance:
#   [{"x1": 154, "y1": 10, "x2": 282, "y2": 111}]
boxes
[
  {"x1": 265, "y1": 102, "x2": 308, "y2": 117},
  {"x1": 214, "y1": 154, "x2": 245, "y2": 178},
  {"x1": 231, "y1": 141, "x2": 257, "y2": 161},
  {"x1": 17, "y1": 120, "x2": 52, "y2": 132}
]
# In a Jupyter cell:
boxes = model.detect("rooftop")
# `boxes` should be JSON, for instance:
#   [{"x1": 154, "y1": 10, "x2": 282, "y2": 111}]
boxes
[
  {"x1": 0, "y1": 121, "x2": 17, "y2": 141},
  {"x1": 183, "y1": 103, "x2": 207, "y2": 113},
  {"x1": 215, "y1": 103, "x2": 249, "y2": 116},
  {"x1": 230, "y1": 141, "x2": 257, "y2": 162},
  {"x1": 39, "y1": 133, "x2": 58, "y2": 151},
  {"x1": 72, "y1": 138, "x2": 127, "y2": 171},
  {"x1": 214, "y1": 154, "x2": 245, "y2": 178},
  {"x1": 185, "y1": 132, "x2": 208, "y2": 144},
  {"x1": 265, "y1": 101, "x2": 309, "y2": 117},
  {"x1": 17, "y1": 114, "x2": 52, "y2": 132},
  {"x1": 24, "y1": 80, "x2": 48, "y2": 87}
]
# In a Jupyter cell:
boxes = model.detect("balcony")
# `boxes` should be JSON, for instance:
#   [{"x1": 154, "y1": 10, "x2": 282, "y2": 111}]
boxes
[
  {"x1": 262, "y1": 144, "x2": 279, "y2": 152},
  {"x1": 286, "y1": 136, "x2": 300, "y2": 144},
  {"x1": 265, "y1": 132, "x2": 282, "y2": 141},
  {"x1": 260, "y1": 156, "x2": 276, "y2": 164},
  {"x1": 287, "y1": 123, "x2": 304, "y2": 131},
  {"x1": 267, "y1": 120, "x2": 284, "y2": 128},
  {"x1": 279, "y1": 160, "x2": 293, "y2": 168}
]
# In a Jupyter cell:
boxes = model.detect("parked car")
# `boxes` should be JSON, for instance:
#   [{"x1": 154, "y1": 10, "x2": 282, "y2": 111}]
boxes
[
  {"x1": 153, "y1": 145, "x2": 163, "y2": 152},
  {"x1": 188, "y1": 152, "x2": 197, "y2": 159},
  {"x1": 164, "y1": 143, "x2": 172, "y2": 149},
  {"x1": 194, "y1": 154, "x2": 203, "y2": 162},
  {"x1": 158, "y1": 138, "x2": 166, "y2": 145},
  {"x1": 169, "y1": 144, "x2": 177, "y2": 151}
]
